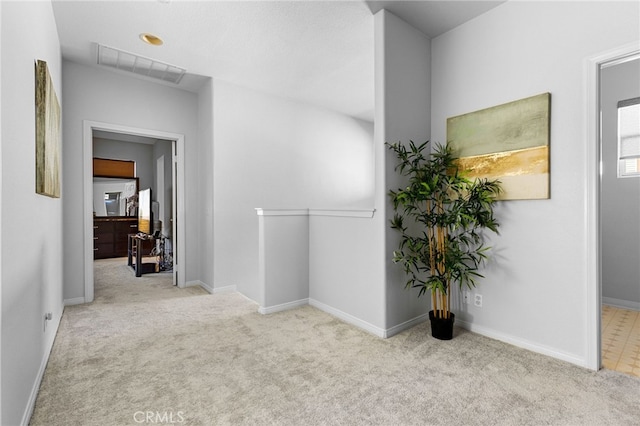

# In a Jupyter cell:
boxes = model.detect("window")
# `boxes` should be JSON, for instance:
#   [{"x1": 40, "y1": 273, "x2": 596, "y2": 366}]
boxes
[{"x1": 618, "y1": 97, "x2": 640, "y2": 178}]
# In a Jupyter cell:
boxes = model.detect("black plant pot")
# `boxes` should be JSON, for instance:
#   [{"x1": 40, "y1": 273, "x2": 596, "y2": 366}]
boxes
[{"x1": 429, "y1": 310, "x2": 455, "y2": 340}]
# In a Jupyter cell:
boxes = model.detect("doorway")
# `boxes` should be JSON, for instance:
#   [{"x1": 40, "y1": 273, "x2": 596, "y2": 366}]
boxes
[
  {"x1": 599, "y1": 55, "x2": 640, "y2": 377},
  {"x1": 585, "y1": 41, "x2": 640, "y2": 372},
  {"x1": 82, "y1": 121, "x2": 186, "y2": 302}
]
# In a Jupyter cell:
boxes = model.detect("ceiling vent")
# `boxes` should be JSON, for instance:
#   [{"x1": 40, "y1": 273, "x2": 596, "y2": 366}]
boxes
[{"x1": 97, "y1": 44, "x2": 186, "y2": 85}]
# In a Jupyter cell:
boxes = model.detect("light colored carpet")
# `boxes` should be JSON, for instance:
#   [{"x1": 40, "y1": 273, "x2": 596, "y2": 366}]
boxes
[{"x1": 31, "y1": 258, "x2": 640, "y2": 425}]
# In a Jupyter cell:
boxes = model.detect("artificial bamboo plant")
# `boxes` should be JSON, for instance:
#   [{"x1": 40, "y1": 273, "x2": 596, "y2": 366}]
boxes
[{"x1": 387, "y1": 141, "x2": 501, "y2": 320}]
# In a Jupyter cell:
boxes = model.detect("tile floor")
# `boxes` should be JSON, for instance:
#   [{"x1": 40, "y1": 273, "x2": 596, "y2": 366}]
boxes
[{"x1": 602, "y1": 304, "x2": 640, "y2": 377}]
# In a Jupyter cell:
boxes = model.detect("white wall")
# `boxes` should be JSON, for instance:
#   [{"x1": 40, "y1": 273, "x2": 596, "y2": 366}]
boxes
[
  {"x1": 601, "y1": 59, "x2": 640, "y2": 309},
  {"x1": 431, "y1": 1, "x2": 640, "y2": 366},
  {"x1": 309, "y1": 11, "x2": 434, "y2": 334},
  {"x1": 309, "y1": 212, "x2": 384, "y2": 330},
  {"x1": 0, "y1": 3, "x2": 3, "y2": 419},
  {"x1": 197, "y1": 79, "x2": 214, "y2": 289},
  {"x1": 377, "y1": 10, "x2": 432, "y2": 330},
  {"x1": 1, "y1": 2, "x2": 63, "y2": 424},
  {"x1": 212, "y1": 80, "x2": 374, "y2": 300},
  {"x1": 93, "y1": 137, "x2": 154, "y2": 190},
  {"x1": 62, "y1": 61, "x2": 199, "y2": 301}
]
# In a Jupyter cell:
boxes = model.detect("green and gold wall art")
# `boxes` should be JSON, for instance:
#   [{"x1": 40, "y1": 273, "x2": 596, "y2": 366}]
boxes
[
  {"x1": 447, "y1": 93, "x2": 551, "y2": 200},
  {"x1": 35, "y1": 59, "x2": 61, "y2": 198}
]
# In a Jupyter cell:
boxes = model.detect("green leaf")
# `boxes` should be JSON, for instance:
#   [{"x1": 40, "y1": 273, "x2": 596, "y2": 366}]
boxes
[{"x1": 386, "y1": 140, "x2": 502, "y2": 304}]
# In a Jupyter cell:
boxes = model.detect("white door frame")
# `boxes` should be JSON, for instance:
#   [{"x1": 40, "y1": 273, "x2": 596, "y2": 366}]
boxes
[
  {"x1": 584, "y1": 41, "x2": 640, "y2": 371},
  {"x1": 83, "y1": 120, "x2": 187, "y2": 302}
]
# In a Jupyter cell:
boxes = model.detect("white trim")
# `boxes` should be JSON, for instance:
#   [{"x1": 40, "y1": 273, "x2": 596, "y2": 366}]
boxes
[
  {"x1": 185, "y1": 281, "x2": 236, "y2": 295},
  {"x1": 198, "y1": 282, "x2": 213, "y2": 293},
  {"x1": 257, "y1": 213, "x2": 266, "y2": 308},
  {"x1": 600, "y1": 51, "x2": 640, "y2": 69},
  {"x1": 253, "y1": 296, "x2": 425, "y2": 338},
  {"x1": 20, "y1": 316, "x2": 60, "y2": 426},
  {"x1": 0, "y1": 6, "x2": 3, "y2": 419},
  {"x1": 212, "y1": 285, "x2": 238, "y2": 294},
  {"x1": 584, "y1": 41, "x2": 640, "y2": 372},
  {"x1": 63, "y1": 297, "x2": 86, "y2": 306},
  {"x1": 185, "y1": 280, "x2": 208, "y2": 291},
  {"x1": 309, "y1": 298, "x2": 386, "y2": 338},
  {"x1": 174, "y1": 134, "x2": 186, "y2": 289},
  {"x1": 82, "y1": 122, "x2": 94, "y2": 302},
  {"x1": 603, "y1": 297, "x2": 640, "y2": 312},
  {"x1": 82, "y1": 121, "x2": 187, "y2": 301},
  {"x1": 457, "y1": 319, "x2": 587, "y2": 368},
  {"x1": 258, "y1": 298, "x2": 309, "y2": 314},
  {"x1": 235, "y1": 291, "x2": 260, "y2": 305},
  {"x1": 309, "y1": 209, "x2": 376, "y2": 218},
  {"x1": 255, "y1": 208, "x2": 308, "y2": 217},
  {"x1": 384, "y1": 313, "x2": 429, "y2": 338},
  {"x1": 255, "y1": 208, "x2": 376, "y2": 218}
]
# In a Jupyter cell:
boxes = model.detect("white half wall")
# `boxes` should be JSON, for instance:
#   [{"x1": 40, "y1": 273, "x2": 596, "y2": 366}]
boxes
[
  {"x1": 256, "y1": 209, "x2": 309, "y2": 312},
  {"x1": 61, "y1": 61, "x2": 199, "y2": 301},
  {"x1": 431, "y1": 1, "x2": 640, "y2": 367},
  {"x1": 309, "y1": 211, "x2": 384, "y2": 329},
  {"x1": 1, "y1": 2, "x2": 63, "y2": 425}
]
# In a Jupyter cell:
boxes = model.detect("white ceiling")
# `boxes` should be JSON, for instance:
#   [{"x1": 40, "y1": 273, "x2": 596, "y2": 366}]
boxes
[{"x1": 52, "y1": 0, "x2": 505, "y2": 122}]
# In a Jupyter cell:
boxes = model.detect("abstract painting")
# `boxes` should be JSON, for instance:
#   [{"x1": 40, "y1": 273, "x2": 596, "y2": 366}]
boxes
[
  {"x1": 35, "y1": 59, "x2": 61, "y2": 198},
  {"x1": 447, "y1": 93, "x2": 551, "y2": 200}
]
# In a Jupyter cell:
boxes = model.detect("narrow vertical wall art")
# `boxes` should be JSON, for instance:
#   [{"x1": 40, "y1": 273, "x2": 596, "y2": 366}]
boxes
[
  {"x1": 447, "y1": 93, "x2": 551, "y2": 200},
  {"x1": 35, "y1": 59, "x2": 61, "y2": 198}
]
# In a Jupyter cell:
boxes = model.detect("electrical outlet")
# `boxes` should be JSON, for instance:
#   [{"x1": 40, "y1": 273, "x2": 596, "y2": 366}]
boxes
[
  {"x1": 462, "y1": 291, "x2": 470, "y2": 304},
  {"x1": 44, "y1": 312, "x2": 52, "y2": 331},
  {"x1": 474, "y1": 294, "x2": 483, "y2": 308}
]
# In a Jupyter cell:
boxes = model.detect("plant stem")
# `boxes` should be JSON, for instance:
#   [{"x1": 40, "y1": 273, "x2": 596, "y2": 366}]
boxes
[{"x1": 431, "y1": 290, "x2": 437, "y2": 317}]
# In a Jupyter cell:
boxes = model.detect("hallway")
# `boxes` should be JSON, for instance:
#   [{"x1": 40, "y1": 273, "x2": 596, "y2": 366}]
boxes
[{"x1": 92, "y1": 257, "x2": 199, "y2": 303}]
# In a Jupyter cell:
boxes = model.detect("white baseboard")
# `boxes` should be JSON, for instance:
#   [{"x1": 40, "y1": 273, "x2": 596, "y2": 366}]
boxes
[
  {"x1": 456, "y1": 319, "x2": 587, "y2": 369},
  {"x1": 384, "y1": 312, "x2": 429, "y2": 338},
  {"x1": 199, "y1": 282, "x2": 214, "y2": 293},
  {"x1": 309, "y1": 298, "x2": 386, "y2": 338},
  {"x1": 63, "y1": 297, "x2": 85, "y2": 306},
  {"x1": 188, "y1": 281, "x2": 238, "y2": 295},
  {"x1": 258, "y1": 298, "x2": 309, "y2": 314},
  {"x1": 603, "y1": 297, "x2": 640, "y2": 311},
  {"x1": 235, "y1": 291, "x2": 259, "y2": 305},
  {"x1": 212, "y1": 285, "x2": 237, "y2": 294},
  {"x1": 185, "y1": 279, "x2": 204, "y2": 288},
  {"x1": 20, "y1": 315, "x2": 61, "y2": 426},
  {"x1": 185, "y1": 280, "x2": 211, "y2": 293},
  {"x1": 308, "y1": 299, "x2": 427, "y2": 338}
]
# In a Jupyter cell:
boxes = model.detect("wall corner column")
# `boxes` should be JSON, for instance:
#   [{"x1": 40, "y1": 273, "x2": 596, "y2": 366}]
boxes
[{"x1": 374, "y1": 9, "x2": 432, "y2": 332}]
